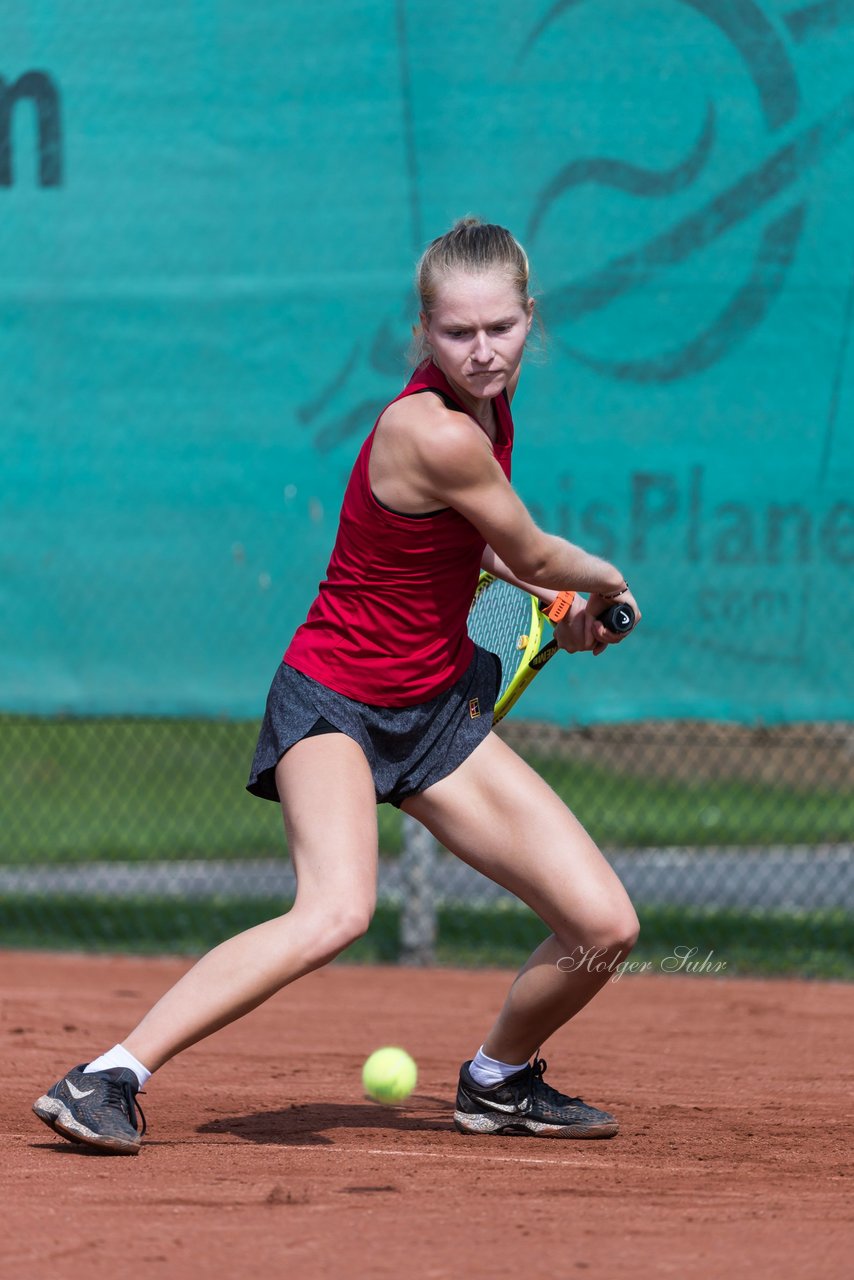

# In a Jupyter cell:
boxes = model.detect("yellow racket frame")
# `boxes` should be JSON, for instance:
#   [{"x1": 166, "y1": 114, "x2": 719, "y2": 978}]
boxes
[{"x1": 473, "y1": 572, "x2": 558, "y2": 724}]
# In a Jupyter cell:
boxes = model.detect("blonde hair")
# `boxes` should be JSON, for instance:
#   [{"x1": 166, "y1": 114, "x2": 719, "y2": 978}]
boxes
[{"x1": 410, "y1": 216, "x2": 533, "y2": 364}]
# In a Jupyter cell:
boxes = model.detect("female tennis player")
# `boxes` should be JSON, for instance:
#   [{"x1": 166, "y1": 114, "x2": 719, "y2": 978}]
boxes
[{"x1": 34, "y1": 218, "x2": 641, "y2": 1152}]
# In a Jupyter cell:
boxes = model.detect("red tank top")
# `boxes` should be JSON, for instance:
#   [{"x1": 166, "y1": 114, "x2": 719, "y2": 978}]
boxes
[{"x1": 283, "y1": 360, "x2": 514, "y2": 705}]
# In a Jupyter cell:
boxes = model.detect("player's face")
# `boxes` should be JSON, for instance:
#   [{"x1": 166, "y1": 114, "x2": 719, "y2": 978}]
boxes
[{"x1": 423, "y1": 271, "x2": 534, "y2": 405}]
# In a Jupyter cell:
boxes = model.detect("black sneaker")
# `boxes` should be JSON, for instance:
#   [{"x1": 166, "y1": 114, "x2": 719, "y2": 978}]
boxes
[
  {"x1": 33, "y1": 1065, "x2": 146, "y2": 1154},
  {"x1": 454, "y1": 1057, "x2": 618, "y2": 1139}
]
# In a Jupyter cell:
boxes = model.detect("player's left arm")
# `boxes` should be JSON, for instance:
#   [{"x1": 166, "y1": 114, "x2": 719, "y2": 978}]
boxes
[
  {"x1": 480, "y1": 545, "x2": 625, "y2": 657},
  {"x1": 480, "y1": 546, "x2": 556, "y2": 604}
]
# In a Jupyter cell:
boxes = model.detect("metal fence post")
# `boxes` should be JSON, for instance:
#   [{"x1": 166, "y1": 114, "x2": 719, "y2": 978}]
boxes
[{"x1": 400, "y1": 813, "x2": 438, "y2": 965}]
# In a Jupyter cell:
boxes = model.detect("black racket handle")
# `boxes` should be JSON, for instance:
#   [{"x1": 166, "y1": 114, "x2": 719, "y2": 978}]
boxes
[{"x1": 596, "y1": 602, "x2": 635, "y2": 634}]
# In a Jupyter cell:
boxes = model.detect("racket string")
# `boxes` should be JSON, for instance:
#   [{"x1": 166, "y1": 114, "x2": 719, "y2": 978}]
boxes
[{"x1": 468, "y1": 578, "x2": 537, "y2": 703}]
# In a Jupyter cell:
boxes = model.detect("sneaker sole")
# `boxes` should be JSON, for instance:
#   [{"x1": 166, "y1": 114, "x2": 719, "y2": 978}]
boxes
[
  {"x1": 32, "y1": 1095, "x2": 141, "y2": 1154},
  {"x1": 453, "y1": 1109, "x2": 618, "y2": 1139}
]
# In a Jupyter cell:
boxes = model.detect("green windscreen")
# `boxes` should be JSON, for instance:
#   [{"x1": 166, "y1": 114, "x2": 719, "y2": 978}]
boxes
[{"x1": 2, "y1": 2, "x2": 852, "y2": 723}]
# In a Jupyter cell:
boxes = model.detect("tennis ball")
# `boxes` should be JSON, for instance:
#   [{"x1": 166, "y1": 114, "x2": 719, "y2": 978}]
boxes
[{"x1": 362, "y1": 1046, "x2": 417, "y2": 1104}]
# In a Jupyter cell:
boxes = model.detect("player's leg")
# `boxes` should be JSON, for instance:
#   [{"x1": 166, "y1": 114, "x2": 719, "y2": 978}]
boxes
[
  {"x1": 402, "y1": 732, "x2": 638, "y2": 1056},
  {"x1": 123, "y1": 732, "x2": 378, "y2": 1069},
  {"x1": 33, "y1": 732, "x2": 378, "y2": 1152},
  {"x1": 400, "y1": 730, "x2": 638, "y2": 1137}
]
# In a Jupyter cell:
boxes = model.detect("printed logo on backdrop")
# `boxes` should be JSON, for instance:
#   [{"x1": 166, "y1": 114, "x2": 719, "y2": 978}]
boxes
[
  {"x1": 0, "y1": 71, "x2": 63, "y2": 186},
  {"x1": 298, "y1": 1, "x2": 854, "y2": 455},
  {"x1": 521, "y1": 0, "x2": 854, "y2": 386}
]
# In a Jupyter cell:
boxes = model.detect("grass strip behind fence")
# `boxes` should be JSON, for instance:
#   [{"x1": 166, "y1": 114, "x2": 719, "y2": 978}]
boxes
[
  {"x1": 1, "y1": 897, "x2": 850, "y2": 979},
  {"x1": 3, "y1": 717, "x2": 853, "y2": 862}
]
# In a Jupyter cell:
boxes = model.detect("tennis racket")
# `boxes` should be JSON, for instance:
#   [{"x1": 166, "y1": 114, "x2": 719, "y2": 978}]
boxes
[{"x1": 467, "y1": 572, "x2": 635, "y2": 724}]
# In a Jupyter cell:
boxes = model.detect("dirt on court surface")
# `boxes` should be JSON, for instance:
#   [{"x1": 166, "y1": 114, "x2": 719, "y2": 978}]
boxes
[{"x1": 2, "y1": 951, "x2": 851, "y2": 1279}]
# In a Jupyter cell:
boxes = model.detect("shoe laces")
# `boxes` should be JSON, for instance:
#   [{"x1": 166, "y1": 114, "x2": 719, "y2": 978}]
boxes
[
  {"x1": 104, "y1": 1078, "x2": 147, "y2": 1137},
  {"x1": 529, "y1": 1057, "x2": 584, "y2": 1108}
]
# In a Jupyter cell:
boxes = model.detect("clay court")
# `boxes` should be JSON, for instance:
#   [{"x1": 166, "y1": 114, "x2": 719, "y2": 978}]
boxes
[{"x1": 2, "y1": 951, "x2": 851, "y2": 1278}]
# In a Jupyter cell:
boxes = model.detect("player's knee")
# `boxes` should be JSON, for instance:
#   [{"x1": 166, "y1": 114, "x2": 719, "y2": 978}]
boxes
[
  {"x1": 560, "y1": 904, "x2": 640, "y2": 957},
  {"x1": 333, "y1": 903, "x2": 374, "y2": 949},
  {"x1": 604, "y1": 907, "x2": 640, "y2": 955},
  {"x1": 592, "y1": 906, "x2": 639, "y2": 955},
  {"x1": 312, "y1": 902, "x2": 374, "y2": 961},
  {"x1": 614, "y1": 908, "x2": 640, "y2": 954}
]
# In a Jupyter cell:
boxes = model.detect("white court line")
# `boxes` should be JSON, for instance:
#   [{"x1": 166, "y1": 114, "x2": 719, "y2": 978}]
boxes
[
  {"x1": 263, "y1": 1145, "x2": 751, "y2": 1180},
  {"x1": 25, "y1": 1132, "x2": 720, "y2": 1177},
  {"x1": 26, "y1": 1128, "x2": 697, "y2": 1174},
  {"x1": 163, "y1": 1139, "x2": 610, "y2": 1168},
  {"x1": 261, "y1": 1143, "x2": 636, "y2": 1170}
]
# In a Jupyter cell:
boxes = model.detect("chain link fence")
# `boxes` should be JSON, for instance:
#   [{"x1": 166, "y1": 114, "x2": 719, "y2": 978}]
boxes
[
  {"x1": 2, "y1": 713, "x2": 851, "y2": 976},
  {"x1": 4, "y1": 2, "x2": 854, "y2": 981}
]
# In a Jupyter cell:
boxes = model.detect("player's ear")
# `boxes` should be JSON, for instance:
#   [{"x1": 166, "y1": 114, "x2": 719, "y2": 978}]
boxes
[
  {"x1": 525, "y1": 297, "x2": 535, "y2": 333},
  {"x1": 417, "y1": 312, "x2": 432, "y2": 351}
]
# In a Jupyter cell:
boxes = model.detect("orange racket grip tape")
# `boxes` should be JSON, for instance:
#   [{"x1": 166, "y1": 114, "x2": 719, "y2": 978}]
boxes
[{"x1": 542, "y1": 591, "x2": 576, "y2": 624}]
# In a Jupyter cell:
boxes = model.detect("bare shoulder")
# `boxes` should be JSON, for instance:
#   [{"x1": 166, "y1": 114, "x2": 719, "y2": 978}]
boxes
[
  {"x1": 376, "y1": 391, "x2": 492, "y2": 484},
  {"x1": 377, "y1": 388, "x2": 460, "y2": 434}
]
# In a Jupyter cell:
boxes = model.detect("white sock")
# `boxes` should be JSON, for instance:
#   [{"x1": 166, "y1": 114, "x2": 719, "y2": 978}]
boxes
[
  {"x1": 83, "y1": 1044, "x2": 152, "y2": 1089},
  {"x1": 468, "y1": 1046, "x2": 529, "y2": 1088}
]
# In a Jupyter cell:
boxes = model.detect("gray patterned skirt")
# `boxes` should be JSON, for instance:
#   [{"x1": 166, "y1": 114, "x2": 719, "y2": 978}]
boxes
[{"x1": 246, "y1": 646, "x2": 501, "y2": 808}]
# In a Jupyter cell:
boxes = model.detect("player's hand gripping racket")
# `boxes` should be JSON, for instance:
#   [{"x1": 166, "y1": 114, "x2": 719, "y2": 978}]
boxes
[{"x1": 467, "y1": 572, "x2": 635, "y2": 724}]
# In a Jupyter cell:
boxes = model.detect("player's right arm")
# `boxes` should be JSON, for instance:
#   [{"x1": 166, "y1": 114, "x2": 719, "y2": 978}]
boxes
[{"x1": 418, "y1": 414, "x2": 635, "y2": 610}]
